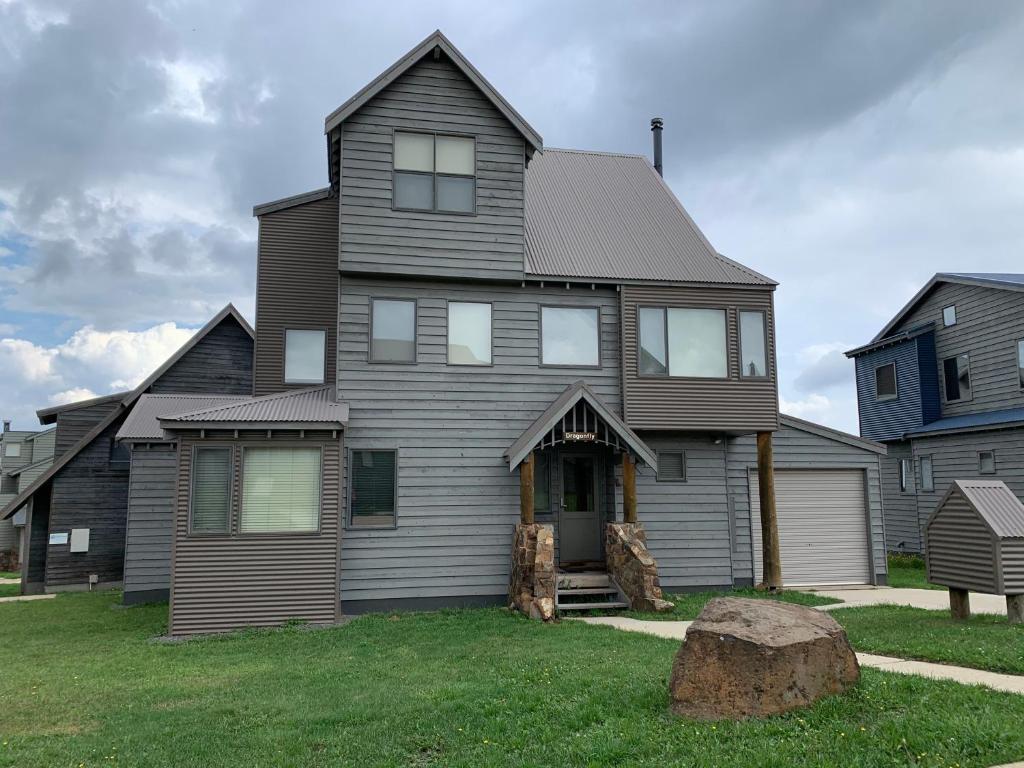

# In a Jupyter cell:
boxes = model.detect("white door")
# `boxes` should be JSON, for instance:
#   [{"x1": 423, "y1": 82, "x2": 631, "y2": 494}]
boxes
[{"x1": 751, "y1": 469, "x2": 871, "y2": 586}]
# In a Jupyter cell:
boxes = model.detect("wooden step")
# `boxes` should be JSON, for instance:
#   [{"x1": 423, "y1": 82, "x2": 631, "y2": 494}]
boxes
[
  {"x1": 556, "y1": 601, "x2": 629, "y2": 611},
  {"x1": 557, "y1": 572, "x2": 610, "y2": 590},
  {"x1": 556, "y1": 587, "x2": 618, "y2": 596}
]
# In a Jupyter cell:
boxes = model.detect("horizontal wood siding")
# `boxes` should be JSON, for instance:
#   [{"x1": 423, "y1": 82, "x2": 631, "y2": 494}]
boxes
[
  {"x1": 339, "y1": 54, "x2": 526, "y2": 282},
  {"x1": 925, "y1": 494, "x2": 997, "y2": 592},
  {"x1": 254, "y1": 196, "x2": 339, "y2": 396},
  {"x1": 149, "y1": 315, "x2": 253, "y2": 395},
  {"x1": 337, "y1": 278, "x2": 620, "y2": 605},
  {"x1": 879, "y1": 441, "x2": 920, "y2": 552},
  {"x1": 853, "y1": 338, "x2": 928, "y2": 442},
  {"x1": 123, "y1": 445, "x2": 177, "y2": 599},
  {"x1": 621, "y1": 284, "x2": 779, "y2": 432},
  {"x1": 170, "y1": 431, "x2": 342, "y2": 635},
  {"x1": 895, "y1": 283, "x2": 1024, "y2": 417},
  {"x1": 55, "y1": 401, "x2": 120, "y2": 456}
]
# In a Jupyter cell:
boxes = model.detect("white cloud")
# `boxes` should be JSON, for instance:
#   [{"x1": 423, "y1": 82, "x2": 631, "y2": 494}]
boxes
[
  {"x1": 0, "y1": 322, "x2": 18, "y2": 335},
  {"x1": 58, "y1": 322, "x2": 195, "y2": 391},
  {"x1": 0, "y1": 338, "x2": 57, "y2": 382},
  {"x1": 779, "y1": 393, "x2": 833, "y2": 420},
  {"x1": 48, "y1": 387, "x2": 99, "y2": 406}
]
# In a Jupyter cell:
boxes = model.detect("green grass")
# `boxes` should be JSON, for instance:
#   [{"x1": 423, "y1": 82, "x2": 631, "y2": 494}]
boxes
[
  {"x1": 0, "y1": 584, "x2": 20, "y2": 598},
  {"x1": 835, "y1": 604, "x2": 1024, "y2": 676},
  {"x1": 887, "y1": 554, "x2": 944, "y2": 590},
  {"x1": 0, "y1": 571, "x2": 20, "y2": 580},
  {"x1": 4, "y1": 593, "x2": 1024, "y2": 766},
  {"x1": 617, "y1": 587, "x2": 841, "y2": 621}
]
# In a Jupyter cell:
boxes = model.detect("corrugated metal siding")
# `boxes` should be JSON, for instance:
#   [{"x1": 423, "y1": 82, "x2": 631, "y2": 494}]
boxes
[
  {"x1": 916, "y1": 331, "x2": 942, "y2": 424},
  {"x1": 123, "y1": 446, "x2": 177, "y2": 599},
  {"x1": 925, "y1": 494, "x2": 997, "y2": 592},
  {"x1": 254, "y1": 195, "x2": 339, "y2": 396},
  {"x1": 880, "y1": 442, "x2": 920, "y2": 552},
  {"x1": 338, "y1": 55, "x2": 526, "y2": 282},
  {"x1": 1003, "y1": 540, "x2": 1024, "y2": 593},
  {"x1": 170, "y1": 431, "x2": 342, "y2": 635},
  {"x1": 337, "y1": 277, "x2": 620, "y2": 605},
  {"x1": 853, "y1": 338, "x2": 927, "y2": 442},
  {"x1": 621, "y1": 284, "x2": 778, "y2": 432},
  {"x1": 147, "y1": 315, "x2": 254, "y2": 395}
]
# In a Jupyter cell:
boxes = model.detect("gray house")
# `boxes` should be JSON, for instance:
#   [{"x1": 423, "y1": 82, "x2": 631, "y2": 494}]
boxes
[
  {"x1": 847, "y1": 273, "x2": 1024, "y2": 553},
  {"x1": 0, "y1": 423, "x2": 56, "y2": 569},
  {"x1": 138, "y1": 31, "x2": 887, "y2": 635}
]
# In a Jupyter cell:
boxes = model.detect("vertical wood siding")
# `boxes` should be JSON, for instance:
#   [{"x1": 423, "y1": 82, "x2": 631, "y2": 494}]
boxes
[
  {"x1": 123, "y1": 445, "x2": 177, "y2": 601},
  {"x1": 338, "y1": 54, "x2": 526, "y2": 282},
  {"x1": 853, "y1": 337, "x2": 932, "y2": 442},
  {"x1": 254, "y1": 196, "x2": 339, "y2": 396},
  {"x1": 149, "y1": 315, "x2": 254, "y2": 395},
  {"x1": 620, "y1": 284, "x2": 779, "y2": 431}
]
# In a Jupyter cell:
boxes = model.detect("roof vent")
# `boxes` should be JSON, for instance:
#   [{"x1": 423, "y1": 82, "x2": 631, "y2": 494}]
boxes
[{"x1": 650, "y1": 117, "x2": 664, "y2": 176}]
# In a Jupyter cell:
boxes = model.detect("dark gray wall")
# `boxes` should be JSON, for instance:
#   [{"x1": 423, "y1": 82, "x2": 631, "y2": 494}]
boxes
[
  {"x1": 123, "y1": 445, "x2": 177, "y2": 602},
  {"x1": 337, "y1": 53, "x2": 526, "y2": 282},
  {"x1": 880, "y1": 441, "x2": 920, "y2": 552},
  {"x1": 149, "y1": 315, "x2": 254, "y2": 396},
  {"x1": 925, "y1": 490, "x2": 997, "y2": 593},
  {"x1": 55, "y1": 401, "x2": 120, "y2": 456},
  {"x1": 853, "y1": 335, "x2": 935, "y2": 442},
  {"x1": 254, "y1": 196, "x2": 339, "y2": 396}
]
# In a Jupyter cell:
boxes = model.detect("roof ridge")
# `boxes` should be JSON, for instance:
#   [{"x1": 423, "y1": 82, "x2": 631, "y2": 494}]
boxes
[
  {"x1": 162, "y1": 385, "x2": 335, "y2": 421},
  {"x1": 544, "y1": 147, "x2": 648, "y2": 160}
]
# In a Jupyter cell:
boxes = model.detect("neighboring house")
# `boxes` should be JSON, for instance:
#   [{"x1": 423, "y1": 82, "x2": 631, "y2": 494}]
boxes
[
  {"x1": 147, "y1": 30, "x2": 887, "y2": 635},
  {"x1": 0, "y1": 423, "x2": 56, "y2": 568},
  {"x1": 847, "y1": 273, "x2": 1024, "y2": 553},
  {"x1": 0, "y1": 305, "x2": 255, "y2": 594}
]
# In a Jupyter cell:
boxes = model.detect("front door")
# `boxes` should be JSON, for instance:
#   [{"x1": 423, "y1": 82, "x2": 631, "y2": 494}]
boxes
[{"x1": 559, "y1": 454, "x2": 602, "y2": 565}]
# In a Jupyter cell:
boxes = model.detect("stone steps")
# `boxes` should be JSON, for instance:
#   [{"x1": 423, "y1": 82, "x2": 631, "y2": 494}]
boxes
[{"x1": 556, "y1": 571, "x2": 629, "y2": 613}]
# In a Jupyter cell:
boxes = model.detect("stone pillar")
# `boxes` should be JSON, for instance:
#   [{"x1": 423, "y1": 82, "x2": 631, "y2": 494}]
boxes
[
  {"x1": 1007, "y1": 594, "x2": 1024, "y2": 625},
  {"x1": 622, "y1": 453, "x2": 637, "y2": 524},
  {"x1": 605, "y1": 522, "x2": 672, "y2": 612},
  {"x1": 949, "y1": 588, "x2": 971, "y2": 620},
  {"x1": 756, "y1": 431, "x2": 782, "y2": 590},
  {"x1": 519, "y1": 452, "x2": 535, "y2": 525},
  {"x1": 509, "y1": 523, "x2": 555, "y2": 621}
]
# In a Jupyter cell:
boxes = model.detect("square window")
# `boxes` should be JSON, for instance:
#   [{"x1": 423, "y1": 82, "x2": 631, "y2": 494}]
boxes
[
  {"x1": 919, "y1": 455, "x2": 934, "y2": 492},
  {"x1": 394, "y1": 172, "x2": 434, "y2": 210},
  {"x1": 943, "y1": 353, "x2": 971, "y2": 402},
  {"x1": 371, "y1": 299, "x2": 416, "y2": 363},
  {"x1": 667, "y1": 308, "x2": 727, "y2": 378},
  {"x1": 435, "y1": 135, "x2": 475, "y2": 175},
  {"x1": 349, "y1": 449, "x2": 397, "y2": 528},
  {"x1": 447, "y1": 302, "x2": 491, "y2": 365},
  {"x1": 393, "y1": 132, "x2": 434, "y2": 172},
  {"x1": 541, "y1": 306, "x2": 600, "y2": 366},
  {"x1": 436, "y1": 175, "x2": 475, "y2": 213},
  {"x1": 4, "y1": 442, "x2": 20, "y2": 458},
  {"x1": 979, "y1": 450, "x2": 996, "y2": 475},
  {"x1": 943, "y1": 305, "x2": 957, "y2": 327},
  {"x1": 657, "y1": 451, "x2": 686, "y2": 482},
  {"x1": 241, "y1": 447, "x2": 321, "y2": 533},
  {"x1": 393, "y1": 132, "x2": 475, "y2": 214},
  {"x1": 190, "y1": 447, "x2": 232, "y2": 534},
  {"x1": 875, "y1": 362, "x2": 897, "y2": 401},
  {"x1": 739, "y1": 310, "x2": 768, "y2": 378},
  {"x1": 285, "y1": 329, "x2": 326, "y2": 384}
]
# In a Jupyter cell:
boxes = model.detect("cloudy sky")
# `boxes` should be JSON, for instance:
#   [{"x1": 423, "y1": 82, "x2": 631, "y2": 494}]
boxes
[{"x1": 1, "y1": 1, "x2": 1023, "y2": 432}]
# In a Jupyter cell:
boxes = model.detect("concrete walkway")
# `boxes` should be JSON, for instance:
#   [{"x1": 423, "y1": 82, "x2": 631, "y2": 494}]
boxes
[
  {"x1": 813, "y1": 586, "x2": 1008, "y2": 615},
  {"x1": 0, "y1": 593, "x2": 54, "y2": 604},
  {"x1": 0, "y1": 577, "x2": 20, "y2": 585}
]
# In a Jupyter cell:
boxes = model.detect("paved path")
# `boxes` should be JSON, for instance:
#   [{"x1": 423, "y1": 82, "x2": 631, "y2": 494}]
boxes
[
  {"x1": 0, "y1": 577, "x2": 20, "y2": 585},
  {"x1": 0, "y1": 593, "x2": 54, "y2": 604},
  {"x1": 813, "y1": 586, "x2": 1008, "y2": 615}
]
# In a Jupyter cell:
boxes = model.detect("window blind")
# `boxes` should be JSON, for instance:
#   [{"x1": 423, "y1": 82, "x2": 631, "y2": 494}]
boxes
[
  {"x1": 241, "y1": 447, "x2": 321, "y2": 533},
  {"x1": 191, "y1": 447, "x2": 231, "y2": 533}
]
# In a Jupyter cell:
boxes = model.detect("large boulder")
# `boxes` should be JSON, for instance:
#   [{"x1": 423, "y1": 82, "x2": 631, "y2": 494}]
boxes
[{"x1": 670, "y1": 597, "x2": 859, "y2": 720}]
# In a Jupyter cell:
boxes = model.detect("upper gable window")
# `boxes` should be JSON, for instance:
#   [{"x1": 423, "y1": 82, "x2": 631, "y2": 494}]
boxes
[
  {"x1": 284, "y1": 329, "x2": 326, "y2": 384},
  {"x1": 393, "y1": 132, "x2": 475, "y2": 214},
  {"x1": 875, "y1": 362, "x2": 897, "y2": 401},
  {"x1": 942, "y1": 305, "x2": 957, "y2": 327}
]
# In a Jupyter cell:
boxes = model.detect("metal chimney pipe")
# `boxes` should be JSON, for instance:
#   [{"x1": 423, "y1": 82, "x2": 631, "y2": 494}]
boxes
[{"x1": 650, "y1": 117, "x2": 664, "y2": 176}]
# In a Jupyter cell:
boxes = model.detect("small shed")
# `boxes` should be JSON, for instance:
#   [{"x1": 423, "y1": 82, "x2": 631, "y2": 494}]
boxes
[{"x1": 926, "y1": 479, "x2": 1024, "y2": 598}]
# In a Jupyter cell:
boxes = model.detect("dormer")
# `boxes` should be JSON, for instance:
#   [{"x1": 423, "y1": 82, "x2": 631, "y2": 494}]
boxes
[{"x1": 324, "y1": 31, "x2": 542, "y2": 282}]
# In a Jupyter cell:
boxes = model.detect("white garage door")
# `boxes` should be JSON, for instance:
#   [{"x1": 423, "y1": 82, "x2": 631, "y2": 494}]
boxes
[{"x1": 751, "y1": 469, "x2": 871, "y2": 587}]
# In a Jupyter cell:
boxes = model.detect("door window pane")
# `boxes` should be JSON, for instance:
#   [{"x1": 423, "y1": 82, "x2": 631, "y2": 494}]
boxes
[
  {"x1": 436, "y1": 176, "x2": 475, "y2": 213},
  {"x1": 920, "y1": 456, "x2": 934, "y2": 492},
  {"x1": 541, "y1": 306, "x2": 599, "y2": 366},
  {"x1": 638, "y1": 307, "x2": 667, "y2": 375},
  {"x1": 350, "y1": 450, "x2": 396, "y2": 527},
  {"x1": 241, "y1": 448, "x2": 321, "y2": 533},
  {"x1": 875, "y1": 363, "x2": 897, "y2": 400},
  {"x1": 448, "y1": 302, "x2": 491, "y2": 365},
  {"x1": 436, "y1": 135, "x2": 474, "y2": 175},
  {"x1": 562, "y1": 455, "x2": 594, "y2": 513},
  {"x1": 284, "y1": 329, "x2": 326, "y2": 384},
  {"x1": 943, "y1": 353, "x2": 971, "y2": 401},
  {"x1": 371, "y1": 299, "x2": 416, "y2": 363},
  {"x1": 667, "y1": 308, "x2": 727, "y2": 378},
  {"x1": 394, "y1": 132, "x2": 434, "y2": 172},
  {"x1": 190, "y1": 447, "x2": 231, "y2": 533},
  {"x1": 739, "y1": 310, "x2": 767, "y2": 378},
  {"x1": 394, "y1": 172, "x2": 434, "y2": 210}
]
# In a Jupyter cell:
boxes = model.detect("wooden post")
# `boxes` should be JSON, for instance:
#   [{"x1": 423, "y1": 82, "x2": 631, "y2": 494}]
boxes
[
  {"x1": 949, "y1": 588, "x2": 971, "y2": 620},
  {"x1": 756, "y1": 431, "x2": 783, "y2": 590},
  {"x1": 519, "y1": 452, "x2": 535, "y2": 525},
  {"x1": 622, "y1": 453, "x2": 637, "y2": 524},
  {"x1": 1007, "y1": 594, "x2": 1024, "y2": 625}
]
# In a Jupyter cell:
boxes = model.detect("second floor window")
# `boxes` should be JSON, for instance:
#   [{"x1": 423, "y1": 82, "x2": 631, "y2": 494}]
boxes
[
  {"x1": 739, "y1": 310, "x2": 768, "y2": 378},
  {"x1": 943, "y1": 353, "x2": 971, "y2": 402},
  {"x1": 1017, "y1": 339, "x2": 1024, "y2": 389},
  {"x1": 448, "y1": 302, "x2": 491, "y2": 365},
  {"x1": 919, "y1": 455, "x2": 934, "y2": 492},
  {"x1": 393, "y1": 131, "x2": 475, "y2": 214},
  {"x1": 638, "y1": 306, "x2": 727, "y2": 378},
  {"x1": 541, "y1": 306, "x2": 600, "y2": 366},
  {"x1": 899, "y1": 457, "x2": 913, "y2": 493},
  {"x1": 875, "y1": 362, "x2": 897, "y2": 401},
  {"x1": 943, "y1": 305, "x2": 957, "y2": 326},
  {"x1": 371, "y1": 299, "x2": 416, "y2": 363},
  {"x1": 4, "y1": 442, "x2": 20, "y2": 457},
  {"x1": 284, "y1": 329, "x2": 326, "y2": 384}
]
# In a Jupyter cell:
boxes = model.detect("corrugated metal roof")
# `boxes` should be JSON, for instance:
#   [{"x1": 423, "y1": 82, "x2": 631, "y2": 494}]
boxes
[
  {"x1": 941, "y1": 272, "x2": 1024, "y2": 287},
  {"x1": 904, "y1": 406, "x2": 1024, "y2": 437},
  {"x1": 845, "y1": 321, "x2": 933, "y2": 358},
  {"x1": 160, "y1": 386, "x2": 349, "y2": 429},
  {"x1": 117, "y1": 394, "x2": 253, "y2": 442},
  {"x1": 953, "y1": 479, "x2": 1024, "y2": 538},
  {"x1": 523, "y1": 149, "x2": 774, "y2": 286}
]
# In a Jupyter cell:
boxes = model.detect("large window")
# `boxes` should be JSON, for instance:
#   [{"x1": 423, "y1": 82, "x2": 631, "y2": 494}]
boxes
[
  {"x1": 638, "y1": 306, "x2": 727, "y2": 378},
  {"x1": 1018, "y1": 339, "x2": 1024, "y2": 389},
  {"x1": 739, "y1": 311, "x2": 767, "y2": 378},
  {"x1": 919, "y1": 455, "x2": 934, "y2": 492},
  {"x1": 943, "y1": 353, "x2": 971, "y2": 402},
  {"x1": 541, "y1": 306, "x2": 600, "y2": 366},
  {"x1": 284, "y1": 329, "x2": 326, "y2": 384},
  {"x1": 393, "y1": 131, "x2": 475, "y2": 213},
  {"x1": 190, "y1": 447, "x2": 232, "y2": 534},
  {"x1": 349, "y1": 449, "x2": 397, "y2": 528},
  {"x1": 875, "y1": 362, "x2": 897, "y2": 401},
  {"x1": 371, "y1": 299, "x2": 416, "y2": 363},
  {"x1": 241, "y1": 448, "x2": 321, "y2": 533},
  {"x1": 447, "y1": 302, "x2": 492, "y2": 365}
]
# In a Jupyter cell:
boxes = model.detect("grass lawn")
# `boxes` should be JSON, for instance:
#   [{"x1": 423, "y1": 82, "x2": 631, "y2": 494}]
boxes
[
  {"x1": 835, "y1": 604, "x2": 1024, "y2": 676},
  {"x1": 887, "y1": 554, "x2": 944, "y2": 590},
  {"x1": 4, "y1": 593, "x2": 1024, "y2": 767},
  {"x1": 0, "y1": 570, "x2": 20, "y2": 580},
  {"x1": 0, "y1": 583, "x2": 20, "y2": 598},
  {"x1": 618, "y1": 587, "x2": 841, "y2": 621}
]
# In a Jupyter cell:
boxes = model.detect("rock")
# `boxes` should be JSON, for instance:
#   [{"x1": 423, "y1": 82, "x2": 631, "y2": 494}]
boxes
[
  {"x1": 670, "y1": 597, "x2": 859, "y2": 720},
  {"x1": 606, "y1": 523, "x2": 672, "y2": 612}
]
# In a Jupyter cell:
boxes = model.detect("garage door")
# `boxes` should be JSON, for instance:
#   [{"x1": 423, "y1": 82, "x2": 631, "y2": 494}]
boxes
[{"x1": 751, "y1": 469, "x2": 871, "y2": 586}]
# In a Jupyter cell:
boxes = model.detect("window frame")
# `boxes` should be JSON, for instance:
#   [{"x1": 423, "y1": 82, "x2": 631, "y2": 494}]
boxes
[
  {"x1": 919, "y1": 455, "x2": 934, "y2": 492},
  {"x1": 738, "y1": 309, "x2": 770, "y2": 379},
  {"x1": 368, "y1": 297, "x2": 418, "y2": 365},
  {"x1": 635, "y1": 304, "x2": 731, "y2": 380},
  {"x1": 942, "y1": 305, "x2": 957, "y2": 327},
  {"x1": 445, "y1": 300, "x2": 494, "y2": 367},
  {"x1": 539, "y1": 304, "x2": 603, "y2": 369},
  {"x1": 534, "y1": 451, "x2": 552, "y2": 516},
  {"x1": 4, "y1": 442, "x2": 20, "y2": 458},
  {"x1": 942, "y1": 352, "x2": 973, "y2": 403},
  {"x1": 283, "y1": 327, "x2": 328, "y2": 385},
  {"x1": 899, "y1": 457, "x2": 914, "y2": 494},
  {"x1": 346, "y1": 448, "x2": 399, "y2": 530},
  {"x1": 391, "y1": 129, "x2": 477, "y2": 216},
  {"x1": 874, "y1": 362, "x2": 898, "y2": 402},
  {"x1": 979, "y1": 450, "x2": 997, "y2": 475},
  {"x1": 0, "y1": 474, "x2": 17, "y2": 495},
  {"x1": 1017, "y1": 338, "x2": 1024, "y2": 390},
  {"x1": 238, "y1": 444, "x2": 324, "y2": 536},
  {"x1": 187, "y1": 444, "x2": 234, "y2": 537},
  {"x1": 656, "y1": 450, "x2": 687, "y2": 482}
]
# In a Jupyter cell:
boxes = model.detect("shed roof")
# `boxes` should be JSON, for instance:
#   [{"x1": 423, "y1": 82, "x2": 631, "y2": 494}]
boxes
[
  {"x1": 159, "y1": 386, "x2": 349, "y2": 431},
  {"x1": 117, "y1": 394, "x2": 253, "y2": 442},
  {"x1": 845, "y1": 321, "x2": 933, "y2": 359},
  {"x1": 904, "y1": 406, "x2": 1024, "y2": 438},
  {"x1": 931, "y1": 479, "x2": 1024, "y2": 539}
]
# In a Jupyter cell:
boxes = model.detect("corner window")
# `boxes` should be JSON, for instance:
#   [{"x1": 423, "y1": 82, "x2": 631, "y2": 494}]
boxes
[
  {"x1": 657, "y1": 451, "x2": 686, "y2": 482},
  {"x1": 638, "y1": 307, "x2": 667, "y2": 375},
  {"x1": 943, "y1": 353, "x2": 971, "y2": 402},
  {"x1": 241, "y1": 447, "x2": 321, "y2": 533},
  {"x1": 638, "y1": 306, "x2": 727, "y2": 378},
  {"x1": 393, "y1": 131, "x2": 475, "y2": 214},
  {"x1": 875, "y1": 362, "x2": 898, "y2": 401},
  {"x1": 349, "y1": 449, "x2": 397, "y2": 528},
  {"x1": 979, "y1": 450, "x2": 996, "y2": 475},
  {"x1": 534, "y1": 452, "x2": 550, "y2": 514},
  {"x1": 447, "y1": 302, "x2": 491, "y2": 365},
  {"x1": 919, "y1": 455, "x2": 934, "y2": 492},
  {"x1": 739, "y1": 310, "x2": 768, "y2": 378},
  {"x1": 899, "y1": 457, "x2": 913, "y2": 493},
  {"x1": 284, "y1": 329, "x2": 326, "y2": 384},
  {"x1": 1017, "y1": 339, "x2": 1024, "y2": 389},
  {"x1": 4, "y1": 442, "x2": 20, "y2": 458},
  {"x1": 190, "y1": 447, "x2": 232, "y2": 534},
  {"x1": 942, "y1": 305, "x2": 957, "y2": 327},
  {"x1": 370, "y1": 299, "x2": 416, "y2": 363},
  {"x1": 541, "y1": 306, "x2": 600, "y2": 366}
]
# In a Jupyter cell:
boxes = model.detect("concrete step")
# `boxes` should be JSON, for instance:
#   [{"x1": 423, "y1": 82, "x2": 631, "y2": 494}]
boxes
[
  {"x1": 557, "y1": 572, "x2": 610, "y2": 590},
  {"x1": 557, "y1": 587, "x2": 618, "y2": 596},
  {"x1": 557, "y1": 601, "x2": 630, "y2": 611}
]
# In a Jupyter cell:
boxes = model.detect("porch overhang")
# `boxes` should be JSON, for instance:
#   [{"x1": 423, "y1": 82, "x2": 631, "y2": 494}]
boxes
[{"x1": 504, "y1": 381, "x2": 657, "y2": 470}]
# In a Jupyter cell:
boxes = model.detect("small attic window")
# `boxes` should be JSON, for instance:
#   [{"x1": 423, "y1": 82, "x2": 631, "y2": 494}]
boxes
[
  {"x1": 943, "y1": 305, "x2": 957, "y2": 327},
  {"x1": 393, "y1": 131, "x2": 476, "y2": 214}
]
